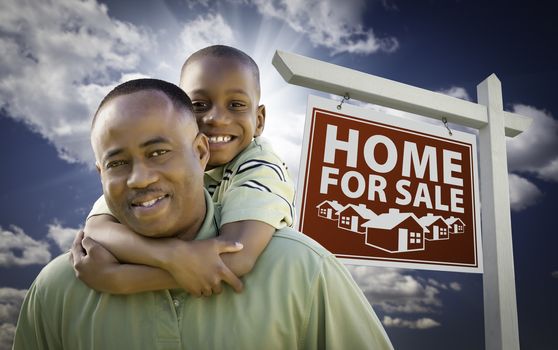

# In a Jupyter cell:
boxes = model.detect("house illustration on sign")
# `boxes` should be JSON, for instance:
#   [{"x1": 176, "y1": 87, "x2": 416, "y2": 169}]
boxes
[
  {"x1": 363, "y1": 208, "x2": 428, "y2": 253},
  {"x1": 316, "y1": 200, "x2": 344, "y2": 220},
  {"x1": 418, "y1": 213, "x2": 450, "y2": 241},
  {"x1": 337, "y1": 204, "x2": 377, "y2": 234},
  {"x1": 446, "y1": 216, "x2": 466, "y2": 234}
]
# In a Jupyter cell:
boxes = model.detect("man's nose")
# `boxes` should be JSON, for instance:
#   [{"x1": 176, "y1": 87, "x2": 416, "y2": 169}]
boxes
[{"x1": 127, "y1": 162, "x2": 158, "y2": 188}]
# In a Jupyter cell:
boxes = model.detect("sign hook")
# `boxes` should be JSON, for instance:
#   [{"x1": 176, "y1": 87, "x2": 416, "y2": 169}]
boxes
[
  {"x1": 337, "y1": 93, "x2": 350, "y2": 110},
  {"x1": 442, "y1": 117, "x2": 453, "y2": 136}
]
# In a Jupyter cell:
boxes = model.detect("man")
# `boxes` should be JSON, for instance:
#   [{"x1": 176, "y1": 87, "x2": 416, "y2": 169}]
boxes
[{"x1": 13, "y1": 79, "x2": 393, "y2": 349}]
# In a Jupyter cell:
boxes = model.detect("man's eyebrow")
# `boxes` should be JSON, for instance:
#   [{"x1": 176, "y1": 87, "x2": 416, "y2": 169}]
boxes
[
  {"x1": 103, "y1": 148, "x2": 123, "y2": 162},
  {"x1": 102, "y1": 137, "x2": 171, "y2": 162},
  {"x1": 140, "y1": 136, "x2": 171, "y2": 148}
]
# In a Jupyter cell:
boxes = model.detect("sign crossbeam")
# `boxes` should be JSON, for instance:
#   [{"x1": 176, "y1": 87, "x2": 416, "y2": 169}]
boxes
[
  {"x1": 273, "y1": 50, "x2": 530, "y2": 350},
  {"x1": 273, "y1": 50, "x2": 531, "y2": 137}
]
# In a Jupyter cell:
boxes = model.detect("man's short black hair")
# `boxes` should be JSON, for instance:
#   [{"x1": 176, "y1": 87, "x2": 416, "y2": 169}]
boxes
[
  {"x1": 180, "y1": 45, "x2": 260, "y2": 95},
  {"x1": 92, "y1": 78, "x2": 194, "y2": 129}
]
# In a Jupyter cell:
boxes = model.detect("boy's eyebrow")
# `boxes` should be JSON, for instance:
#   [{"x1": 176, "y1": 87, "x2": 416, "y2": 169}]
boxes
[
  {"x1": 225, "y1": 88, "x2": 249, "y2": 96},
  {"x1": 102, "y1": 137, "x2": 171, "y2": 162}
]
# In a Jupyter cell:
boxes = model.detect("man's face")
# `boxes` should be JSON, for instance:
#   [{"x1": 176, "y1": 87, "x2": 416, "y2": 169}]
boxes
[
  {"x1": 91, "y1": 90, "x2": 209, "y2": 239},
  {"x1": 180, "y1": 56, "x2": 265, "y2": 169}
]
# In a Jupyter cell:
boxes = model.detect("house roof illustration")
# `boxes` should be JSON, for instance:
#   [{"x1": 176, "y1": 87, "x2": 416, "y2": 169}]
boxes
[
  {"x1": 363, "y1": 208, "x2": 429, "y2": 232},
  {"x1": 338, "y1": 204, "x2": 376, "y2": 219},
  {"x1": 446, "y1": 216, "x2": 466, "y2": 226},
  {"x1": 418, "y1": 213, "x2": 449, "y2": 227},
  {"x1": 316, "y1": 200, "x2": 344, "y2": 212}
]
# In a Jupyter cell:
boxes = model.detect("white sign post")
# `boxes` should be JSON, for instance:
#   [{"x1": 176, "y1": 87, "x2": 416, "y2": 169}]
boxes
[{"x1": 273, "y1": 50, "x2": 531, "y2": 350}]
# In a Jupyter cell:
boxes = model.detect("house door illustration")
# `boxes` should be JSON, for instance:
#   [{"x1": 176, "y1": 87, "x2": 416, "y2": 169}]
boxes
[
  {"x1": 327, "y1": 208, "x2": 332, "y2": 219},
  {"x1": 398, "y1": 228, "x2": 408, "y2": 251},
  {"x1": 351, "y1": 216, "x2": 359, "y2": 231},
  {"x1": 433, "y1": 226, "x2": 439, "y2": 240}
]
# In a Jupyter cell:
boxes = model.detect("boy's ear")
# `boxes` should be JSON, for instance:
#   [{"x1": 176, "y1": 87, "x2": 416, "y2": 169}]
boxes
[
  {"x1": 194, "y1": 132, "x2": 210, "y2": 169},
  {"x1": 254, "y1": 104, "x2": 266, "y2": 137}
]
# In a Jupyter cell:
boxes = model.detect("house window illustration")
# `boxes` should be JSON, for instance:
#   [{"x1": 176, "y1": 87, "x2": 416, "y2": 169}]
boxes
[
  {"x1": 341, "y1": 216, "x2": 350, "y2": 225},
  {"x1": 320, "y1": 208, "x2": 327, "y2": 216}
]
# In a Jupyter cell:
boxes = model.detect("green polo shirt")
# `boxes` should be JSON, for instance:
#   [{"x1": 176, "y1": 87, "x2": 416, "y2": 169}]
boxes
[{"x1": 14, "y1": 192, "x2": 392, "y2": 350}]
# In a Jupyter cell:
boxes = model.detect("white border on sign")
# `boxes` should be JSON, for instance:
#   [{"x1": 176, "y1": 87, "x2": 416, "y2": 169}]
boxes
[{"x1": 296, "y1": 95, "x2": 483, "y2": 273}]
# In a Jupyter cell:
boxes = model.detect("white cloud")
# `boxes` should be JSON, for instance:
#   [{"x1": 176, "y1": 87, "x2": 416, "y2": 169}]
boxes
[
  {"x1": 438, "y1": 86, "x2": 471, "y2": 101},
  {"x1": 179, "y1": 14, "x2": 235, "y2": 58},
  {"x1": 383, "y1": 316, "x2": 441, "y2": 329},
  {"x1": 508, "y1": 174, "x2": 543, "y2": 211},
  {"x1": 47, "y1": 221, "x2": 81, "y2": 253},
  {"x1": 0, "y1": 226, "x2": 51, "y2": 267},
  {"x1": 0, "y1": 0, "x2": 153, "y2": 165},
  {"x1": 507, "y1": 105, "x2": 558, "y2": 182},
  {"x1": 0, "y1": 288, "x2": 27, "y2": 350},
  {"x1": 348, "y1": 266, "x2": 447, "y2": 314},
  {"x1": 449, "y1": 282, "x2": 462, "y2": 291},
  {"x1": 251, "y1": 0, "x2": 398, "y2": 55}
]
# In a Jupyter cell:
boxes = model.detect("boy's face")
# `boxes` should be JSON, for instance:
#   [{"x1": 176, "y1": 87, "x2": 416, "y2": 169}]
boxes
[
  {"x1": 91, "y1": 90, "x2": 209, "y2": 240},
  {"x1": 180, "y1": 56, "x2": 265, "y2": 169}
]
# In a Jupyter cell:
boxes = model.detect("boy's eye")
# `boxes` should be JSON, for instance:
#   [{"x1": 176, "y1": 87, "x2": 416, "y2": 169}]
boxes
[
  {"x1": 192, "y1": 101, "x2": 210, "y2": 112},
  {"x1": 106, "y1": 160, "x2": 127, "y2": 169},
  {"x1": 230, "y1": 101, "x2": 247, "y2": 109},
  {"x1": 150, "y1": 150, "x2": 169, "y2": 158}
]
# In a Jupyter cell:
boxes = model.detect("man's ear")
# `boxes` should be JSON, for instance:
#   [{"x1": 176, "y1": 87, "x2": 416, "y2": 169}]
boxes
[
  {"x1": 254, "y1": 104, "x2": 266, "y2": 137},
  {"x1": 194, "y1": 132, "x2": 210, "y2": 169}
]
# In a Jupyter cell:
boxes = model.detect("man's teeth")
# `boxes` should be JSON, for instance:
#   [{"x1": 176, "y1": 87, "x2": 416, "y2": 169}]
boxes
[
  {"x1": 137, "y1": 195, "x2": 165, "y2": 207},
  {"x1": 208, "y1": 135, "x2": 231, "y2": 143}
]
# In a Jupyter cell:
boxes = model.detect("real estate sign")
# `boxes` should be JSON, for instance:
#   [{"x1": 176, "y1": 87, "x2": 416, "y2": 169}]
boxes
[{"x1": 297, "y1": 95, "x2": 483, "y2": 272}]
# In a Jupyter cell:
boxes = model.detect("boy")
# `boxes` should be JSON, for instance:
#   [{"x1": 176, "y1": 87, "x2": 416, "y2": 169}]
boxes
[{"x1": 75, "y1": 45, "x2": 295, "y2": 296}]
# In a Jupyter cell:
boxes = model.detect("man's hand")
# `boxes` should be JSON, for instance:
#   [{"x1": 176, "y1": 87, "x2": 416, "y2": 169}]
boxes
[
  {"x1": 165, "y1": 239, "x2": 245, "y2": 297},
  {"x1": 70, "y1": 230, "x2": 122, "y2": 293}
]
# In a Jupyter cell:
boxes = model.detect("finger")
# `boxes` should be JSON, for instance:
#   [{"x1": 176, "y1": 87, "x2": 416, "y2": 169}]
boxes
[
  {"x1": 216, "y1": 240, "x2": 244, "y2": 254},
  {"x1": 70, "y1": 230, "x2": 86, "y2": 264},
  {"x1": 202, "y1": 287, "x2": 212, "y2": 297},
  {"x1": 81, "y1": 236, "x2": 100, "y2": 255},
  {"x1": 212, "y1": 282, "x2": 223, "y2": 295},
  {"x1": 220, "y1": 265, "x2": 244, "y2": 293}
]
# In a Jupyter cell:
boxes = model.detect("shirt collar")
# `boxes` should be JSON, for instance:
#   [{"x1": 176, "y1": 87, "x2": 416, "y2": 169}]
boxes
[{"x1": 194, "y1": 189, "x2": 220, "y2": 241}]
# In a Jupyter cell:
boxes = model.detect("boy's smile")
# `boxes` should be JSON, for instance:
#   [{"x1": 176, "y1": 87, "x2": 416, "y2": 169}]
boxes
[{"x1": 180, "y1": 56, "x2": 265, "y2": 169}]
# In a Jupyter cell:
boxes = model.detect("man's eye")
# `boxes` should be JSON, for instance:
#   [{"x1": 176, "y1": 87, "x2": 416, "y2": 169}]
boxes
[
  {"x1": 192, "y1": 101, "x2": 209, "y2": 112},
  {"x1": 150, "y1": 150, "x2": 169, "y2": 157},
  {"x1": 106, "y1": 160, "x2": 126, "y2": 169}
]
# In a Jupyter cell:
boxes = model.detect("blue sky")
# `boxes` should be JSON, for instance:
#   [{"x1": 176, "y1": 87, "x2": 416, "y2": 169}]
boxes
[{"x1": 0, "y1": 0, "x2": 556, "y2": 349}]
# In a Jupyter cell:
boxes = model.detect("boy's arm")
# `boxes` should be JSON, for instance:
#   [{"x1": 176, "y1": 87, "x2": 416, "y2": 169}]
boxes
[
  {"x1": 218, "y1": 220, "x2": 275, "y2": 276},
  {"x1": 71, "y1": 230, "x2": 179, "y2": 293},
  {"x1": 81, "y1": 215, "x2": 244, "y2": 295}
]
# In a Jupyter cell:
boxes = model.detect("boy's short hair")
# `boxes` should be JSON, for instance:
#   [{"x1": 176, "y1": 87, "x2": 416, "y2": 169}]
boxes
[
  {"x1": 92, "y1": 78, "x2": 194, "y2": 129},
  {"x1": 180, "y1": 45, "x2": 260, "y2": 96}
]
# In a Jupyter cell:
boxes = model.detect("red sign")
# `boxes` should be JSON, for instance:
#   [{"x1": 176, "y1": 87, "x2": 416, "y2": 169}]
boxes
[{"x1": 297, "y1": 96, "x2": 482, "y2": 272}]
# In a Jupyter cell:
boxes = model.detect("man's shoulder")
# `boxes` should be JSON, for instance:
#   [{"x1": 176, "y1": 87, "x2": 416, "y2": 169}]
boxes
[
  {"x1": 268, "y1": 228, "x2": 334, "y2": 261},
  {"x1": 33, "y1": 253, "x2": 78, "y2": 291}
]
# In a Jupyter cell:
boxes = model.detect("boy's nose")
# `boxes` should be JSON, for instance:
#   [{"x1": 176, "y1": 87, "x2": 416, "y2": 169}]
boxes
[{"x1": 201, "y1": 107, "x2": 228, "y2": 125}]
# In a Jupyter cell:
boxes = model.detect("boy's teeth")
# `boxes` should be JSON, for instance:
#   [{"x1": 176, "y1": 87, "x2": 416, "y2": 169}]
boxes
[{"x1": 209, "y1": 136, "x2": 231, "y2": 143}]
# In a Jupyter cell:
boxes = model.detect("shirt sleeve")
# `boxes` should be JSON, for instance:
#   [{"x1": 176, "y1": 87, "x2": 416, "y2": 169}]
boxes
[
  {"x1": 220, "y1": 157, "x2": 296, "y2": 229},
  {"x1": 87, "y1": 195, "x2": 114, "y2": 220},
  {"x1": 12, "y1": 282, "x2": 62, "y2": 350},
  {"x1": 300, "y1": 256, "x2": 394, "y2": 350}
]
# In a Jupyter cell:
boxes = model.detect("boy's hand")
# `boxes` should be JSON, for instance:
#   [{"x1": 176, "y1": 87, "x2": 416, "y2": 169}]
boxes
[
  {"x1": 70, "y1": 230, "x2": 122, "y2": 293},
  {"x1": 165, "y1": 239, "x2": 244, "y2": 297}
]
